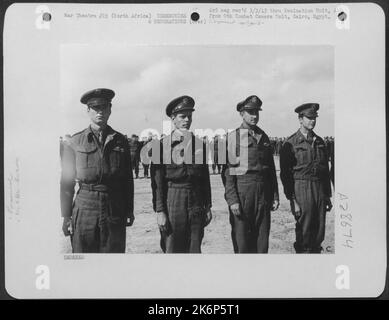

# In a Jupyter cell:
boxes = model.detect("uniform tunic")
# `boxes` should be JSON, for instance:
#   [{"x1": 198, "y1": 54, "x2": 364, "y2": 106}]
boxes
[
  {"x1": 60, "y1": 125, "x2": 134, "y2": 253},
  {"x1": 151, "y1": 131, "x2": 212, "y2": 253},
  {"x1": 280, "y1": 130, "x2": 331, "y2": 253},
  {"x1": 224, "y1": 124, "x2": 279, "y2": 253}
]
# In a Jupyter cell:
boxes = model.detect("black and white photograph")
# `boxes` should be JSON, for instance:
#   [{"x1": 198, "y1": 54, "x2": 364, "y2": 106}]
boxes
[{"x1": 2, "y1": 2, "x2": 386, "y2": 299}]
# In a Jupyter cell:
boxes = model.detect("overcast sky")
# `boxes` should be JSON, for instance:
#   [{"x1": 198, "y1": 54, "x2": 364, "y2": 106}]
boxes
[{"x1": 60, "y1": 45, "x2": 334, "y2": 138}]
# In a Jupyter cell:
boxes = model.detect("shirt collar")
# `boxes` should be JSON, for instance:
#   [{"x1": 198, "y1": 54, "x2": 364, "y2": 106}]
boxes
[
  {"x1": 240, "y1": 123, "x2": 262, "y2": 134},
  {"x1": 239, "y1": 123, "x2": 263, "y2": 143},
  {"x1": 171, "y1": 129, "x2": 192, "y2": 142},
  {"x1": 85, "y1": 125, "x2": 116, "y2": 141},
  {"x1": 296, "y1": 129, "x2": 316, "y2": 142}
]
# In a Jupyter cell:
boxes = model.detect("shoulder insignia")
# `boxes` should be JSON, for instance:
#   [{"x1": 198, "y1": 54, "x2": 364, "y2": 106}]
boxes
[
  {"x1": 286, "y1": 131, "x2": 299, "y2": 142},
  {"x1": 161, "y1": 134, "x2": 173, "y2": 142},
  {"x1": 66, "y1": 128, "x2": 88, "y2": 146},
  {"x1": 314, "y1": 134, "x2": 324, "y2": 143},
  {"x1": 71, "y1": 129, "x2": 85, "y2": 138},
  {"x1": 227, "y1": 129, "x2": 239, "y2": 136}
]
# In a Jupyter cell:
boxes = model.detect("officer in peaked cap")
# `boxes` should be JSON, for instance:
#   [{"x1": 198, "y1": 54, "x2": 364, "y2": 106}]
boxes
[
  {"x1": 236, "y1": 95, "x2": 263, "y2": 112},
  {"x1": 60, "y1": 88, "x2": 134, "y2": 253},
  {"x1": 280, "y1": 102, "x2": 332, "y2": 254},
  {"x1": 80, "y1": 88, "x2": 115, "y2": 106},
  {"x1": 294, "y1": 103, "x2": 319, "y2": 118},
  {"x1": 151, "y1": 95, "x2": 212, "y2": 253},
  {"x1": 165, "y1": 95, "x2": 195, "y2": 117},
  {"x1": 224, "y1": 95, "x2": 279, "y2": 253}
]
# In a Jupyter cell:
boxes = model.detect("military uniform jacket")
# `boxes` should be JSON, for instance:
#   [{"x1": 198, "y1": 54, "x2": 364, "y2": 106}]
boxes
[
  {"x1": 224, "y1": 124, "x2": 279, "y2": 206},
  {"x1": 60, "y1": 125, "x2": 134, "y2": 218},
  {"x1": 151, "y1": 131, "x2": 212, "y2": 213},
  {"x1": 280, "y1": 130, "x2": 331, "y2": 200}
]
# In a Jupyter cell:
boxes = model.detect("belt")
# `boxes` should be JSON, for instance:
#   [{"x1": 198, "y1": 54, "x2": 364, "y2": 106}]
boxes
[
  {"x1": 236, "y1": 170, "x2": 266, "y2": 179},
  {"x1": 239, "y1": 170, "x2": 266, "y2": 176},
  {"x1": 167, "y1": 181, "x2": 194, "y2": 189},
  {"x1": 80, "y1": 184, "x2": 109, "y2": 192},
  {"x1": 294, "y1": 176, "x2": 320, "y2": 181}
]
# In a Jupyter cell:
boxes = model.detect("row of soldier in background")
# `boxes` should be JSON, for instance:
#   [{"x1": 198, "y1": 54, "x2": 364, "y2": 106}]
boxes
[{"x1": 122, "y1": 133, "x2": 334, "y2": 180}]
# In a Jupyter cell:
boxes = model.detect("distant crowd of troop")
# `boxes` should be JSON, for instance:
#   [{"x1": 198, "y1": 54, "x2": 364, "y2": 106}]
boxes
[{"x1": 120, "y1": 134, "x2": 335, "y2": 178}]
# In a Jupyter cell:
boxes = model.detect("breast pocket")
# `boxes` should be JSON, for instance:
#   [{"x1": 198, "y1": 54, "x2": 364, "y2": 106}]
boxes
[
  {"x1": 110, "y1": 146, "x2": 126, "y2": 170},
  {"x1": 259, "y1": 144, "x2": 272, "y2": 164},
  {"x1": 258, "y1": 141, "x2": 270, "y2": 156},
  {"x1": 239, "y1": 139, "x2": 254, "y2": 149},
  {"x1": 294, "y1": 146, "x2": 309, "y2": 165},
  {"x1": 75, "y1": 146, "x2": 98, "y2": 169},
  {"x1": 235, "y1": 139, "x2": 253, "y2": 165},
  {"x1": 316, "y1": 145, "x2": 328, "y2": 163}
]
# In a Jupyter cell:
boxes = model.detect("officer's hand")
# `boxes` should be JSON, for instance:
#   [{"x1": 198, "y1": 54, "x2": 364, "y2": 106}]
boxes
[
  {"x1": 230, "y1": 203, "x2": 241, "y2": 217},
  {"x1": 271, "y1": 200, "x2": 279, "y2": 211},
  {"x1": 204, "y1": 208, "x2": 212, "y2": 227},
  {"x1": 324, "y1": 197, "x2": 333, "y2": 212},
  {"x1": 290, "y1": 199, "x2": 301, "y2": 219},
  {"x1": 126, "y1": 214, "x2": 135, "y2": 227},
  {"x1": 157, "y1": 211, "x2": 168, "y2": 233},
  {"x1": 62, "y1": 217, "x2": 73, "y2": 236}
]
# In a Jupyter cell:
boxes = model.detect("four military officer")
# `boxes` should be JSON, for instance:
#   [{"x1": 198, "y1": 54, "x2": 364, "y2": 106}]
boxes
[
  {"x1": 224, "y1": 96, "x2": 279, "y2": 253},
  {"x1": 60, "y1": 88, "x2": 134, "y2": 253},
  {"x1": 60, "y1": 91, "x2": 333, "y2": 254},
  {"x1": 280, "y1": 103, "x2": 332, "y2": 253}
]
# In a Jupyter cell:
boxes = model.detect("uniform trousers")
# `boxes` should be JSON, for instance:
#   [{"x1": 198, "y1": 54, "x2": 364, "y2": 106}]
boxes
[
  {"x1": 293, "y1": 179, "x2": 326, "y2": 253},
  {"x1": 162, "y1": 182, "x2": 205, "y2": 253},
  {"x1": 230, "y1": 173, "x2": 271, "y2": 253},
  {"x1": 71, "y1": 189, "x2": 126, "y2": 253}
]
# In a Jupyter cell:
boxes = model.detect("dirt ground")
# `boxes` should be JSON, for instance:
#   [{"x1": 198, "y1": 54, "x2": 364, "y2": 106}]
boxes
[{"x1": 60, "y1": 156, "x2": 334, "y2": 254}]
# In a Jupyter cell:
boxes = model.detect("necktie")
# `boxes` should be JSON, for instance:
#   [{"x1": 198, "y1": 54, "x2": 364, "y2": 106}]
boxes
[
  {"x1": 306, "y1": 131, "x2": 314, "y2": 145},
  {"x1": 98, "y1": 131, "x2": 104, "y2": 146},
  {"x1": 250, "y1": 130, "x2": 260, "y2": 144}
]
